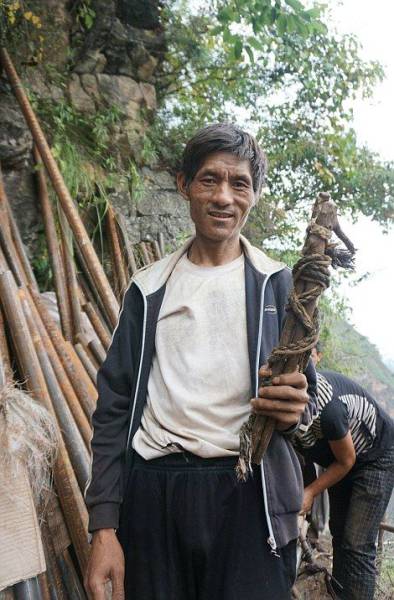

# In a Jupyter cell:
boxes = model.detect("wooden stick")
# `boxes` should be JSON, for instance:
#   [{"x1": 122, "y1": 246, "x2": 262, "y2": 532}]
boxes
[
  {"x1": 59, "y1": 211, "x2": 84, "y2": 340},
  {"x1": 139, "y1": 242, "x2": 151, "y2": 266},
  {"x1": 34, "y1": 146, "x2": 73, "y2": 341},
  {"x1": 80, "y1": 294, "x2": 111, "y2": 351},
  {"x1": 0, "y1": 305, "x2": 12, "y2": 384},
  {"x1": 21, "y1": 291, "x2": 90, "y2": 492},
  {"x1": 251, "y1": 193, "x2": 338, "y2": 463},
  {"x1": 22, "y1": 288, "x2": 92, "y2": 448},
  {"x1": 0, "y1": 47, "x2": 119, "y2": 328},
  {"x1": 0, "y1": 270, "x2": 90, "y2": 574},
  {"x1": 158, "y1": 232, "x2": 165, "y2": 258},
  {"x1": 106, "y1": 205, "x2": 127, "y2": 299},
  {"x1": 75, "y1": 343, "x2": 98, "y2": 385},
  {"x1": 29, "y1": 285, "x2": 97, "y2": 418},
  {"x1": 116, "y1": 213, "x2": 138, "y2": 275}
]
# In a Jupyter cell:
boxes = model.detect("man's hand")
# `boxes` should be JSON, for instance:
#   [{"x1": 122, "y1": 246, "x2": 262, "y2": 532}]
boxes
[
  {"x1": 300, "y1": 486, "x2": 315, "y2": 516},
  {"x1": 84, "y1": 529, "x2": 125, "y2": 600},
  {"x1": 250, "y1": 365, "x2": 309, "y2": 430}
]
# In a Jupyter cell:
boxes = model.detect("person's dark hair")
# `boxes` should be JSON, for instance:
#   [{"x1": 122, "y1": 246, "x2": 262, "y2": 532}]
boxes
[{"x1": 181, "y1": 123, "x2": 268, "y2": 196}]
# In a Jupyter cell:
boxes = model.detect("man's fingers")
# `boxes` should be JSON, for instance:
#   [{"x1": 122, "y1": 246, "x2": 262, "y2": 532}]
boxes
[
  {"x1": 257, "y1": 384, "x2": 308, "y2": 403},
  {"x1": 111, "y1": 568, "x2": 125, "y2": 600},
  {"x1": 252, "y1": 398, "x2": 303, "y2": 414},
  {"x1": 271, "y1": 372, "x2": 307, "y2": 389},
  {"x1": 85, "y1": 578, "x2": 106, "y2": 600}
]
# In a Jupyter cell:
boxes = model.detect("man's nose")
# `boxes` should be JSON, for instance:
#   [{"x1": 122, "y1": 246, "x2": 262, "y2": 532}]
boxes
[{"x1": 211, "y1": 182, "x2": 232, "y2": 205}]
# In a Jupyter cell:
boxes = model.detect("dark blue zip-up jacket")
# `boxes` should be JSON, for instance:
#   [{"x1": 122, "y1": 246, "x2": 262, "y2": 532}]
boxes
[{"x1": 86, "y1": 236, "x2": 317, "y2": 550}]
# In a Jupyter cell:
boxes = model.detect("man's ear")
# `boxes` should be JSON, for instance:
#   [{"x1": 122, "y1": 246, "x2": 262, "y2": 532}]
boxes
[{"x1": 176, "y1": 172, "x2": 190, "y2": 201}]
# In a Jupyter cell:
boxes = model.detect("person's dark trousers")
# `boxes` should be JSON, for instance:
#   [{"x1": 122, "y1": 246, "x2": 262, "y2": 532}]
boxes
[
  {"x1": 118, "y1": 451, "x2": 297, "y2": 600},
  {"x1": 328, "y1": 446, "x2": 394, "y2": 600}
]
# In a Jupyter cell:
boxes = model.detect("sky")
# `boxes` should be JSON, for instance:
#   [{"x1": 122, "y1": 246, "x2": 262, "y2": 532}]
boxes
[{"x1": 325, "y1": 0, "x2": 394, "y2": 365}]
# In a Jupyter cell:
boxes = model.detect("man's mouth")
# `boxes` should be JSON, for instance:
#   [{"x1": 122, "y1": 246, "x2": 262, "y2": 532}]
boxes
[{"x1": 208, "y1": 211, "x2": 233, "y2": 219}]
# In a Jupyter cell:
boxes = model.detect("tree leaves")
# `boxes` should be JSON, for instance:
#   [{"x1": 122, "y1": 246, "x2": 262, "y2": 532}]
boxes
[{"x1": 153, "y1": 0, "x2": 393, "y2": 243}]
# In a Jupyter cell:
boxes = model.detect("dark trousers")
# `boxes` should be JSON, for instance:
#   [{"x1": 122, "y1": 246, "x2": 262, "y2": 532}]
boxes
[
  {"x1": 328, "y1": 446, "x2": 394, "y2": 600},
  {"x1": 119, "y1": 452, "x2": 296, "y2": 600}
]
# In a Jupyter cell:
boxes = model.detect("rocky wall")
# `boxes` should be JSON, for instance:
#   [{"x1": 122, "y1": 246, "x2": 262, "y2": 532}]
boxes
[{"x1": 0, "y1": 0, "x2": 193, "y2": 267}]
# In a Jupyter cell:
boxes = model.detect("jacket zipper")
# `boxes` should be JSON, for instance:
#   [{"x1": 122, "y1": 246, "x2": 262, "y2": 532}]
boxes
[
  {"x1": 255, "y1": 274, "x2": 279, "y2": 555},
  {"x1": 126, "y1": 280, "x2": 148, "y2": 450}
]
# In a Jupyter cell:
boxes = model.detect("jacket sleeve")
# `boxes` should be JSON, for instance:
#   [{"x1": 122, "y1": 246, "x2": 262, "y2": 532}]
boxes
[
  {"x1": 85, "y1": 284, "x2": 140, "y2": 532},
  {"x1": 274, "y1": 268, "x2": 318, "y2": 436}
]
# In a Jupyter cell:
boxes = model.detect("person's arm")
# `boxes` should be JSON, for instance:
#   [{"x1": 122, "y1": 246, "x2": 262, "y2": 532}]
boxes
[
  {"x1": 300, "y1": 432, "x2": 356, "y2": 514},
  {"x1": 84, "y1": 284, "x2": 141, "y2": 599}
]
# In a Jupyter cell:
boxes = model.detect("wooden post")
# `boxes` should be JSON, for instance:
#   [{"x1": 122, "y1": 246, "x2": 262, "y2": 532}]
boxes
[{"x1": 34, "y1": 147, "x2": 73, "y2": 341}]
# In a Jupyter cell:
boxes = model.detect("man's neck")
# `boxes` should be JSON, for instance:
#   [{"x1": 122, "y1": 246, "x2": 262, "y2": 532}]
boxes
[{"x1": 188, "y1": 236, "x2": 243, "y2": 267}]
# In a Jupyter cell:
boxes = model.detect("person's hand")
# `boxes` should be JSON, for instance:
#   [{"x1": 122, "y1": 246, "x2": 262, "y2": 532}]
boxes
[
  {"x1": 300, "y1": 486, "x2": 315, "y2": 516},
  {"x1": 84, "y1": 528, "x2": 125, "y2": 600},
  {"x1": 250, "y1": 365, "x2": 309, "y2": 430}
]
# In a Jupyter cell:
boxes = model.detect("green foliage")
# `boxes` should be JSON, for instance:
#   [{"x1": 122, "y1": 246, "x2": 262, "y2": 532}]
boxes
[
  {"x1": 32, "y1": 97, "x2": 121, "y2": 205},
  {"x1": 75, "y1": 0, "x2": 96, "y2": 31},
  {"x1": 0, "y1": 0, "x2": 44, "y2": 62},
  {"x1": 151, "y1": 0, "x2": 393, "y2": 248}
]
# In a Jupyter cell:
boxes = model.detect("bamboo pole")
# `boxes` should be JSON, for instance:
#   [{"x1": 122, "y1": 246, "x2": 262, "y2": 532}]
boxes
[
  {"x1": 23, "y1": 290, "x2": 91, "y2": 448},
  {"x1": 40, "y1": 521, "x2": 68, "y2": 600},
  {"x1": 0, "y1": 305, "x2": 12, "y2": 384},
  {"x1": 116, "y1": 213, "x2": 138, "y2": 275},
  {"x1": 139, "y1": 242, "x2": 151, "y2": 266},
  {"x1": 153, "y1": 240, "x2": 162, "y2": 261},
  {"x1": 75, "y1": 343, "x2": 98, "y2": 385},
  {"x1": 59, "y1": 210, "x2": 84, "y2": 340},
  {"x1": 37, "y1": 573, "x2": 52, "y2": 600},
  {"x1": 106, "y1": 205, "x2": 127, "y2": 299},
  {"x1": 76, "y1": 331, "x2": 106, "y2": 366},
  {"x1": 34, "y1": 146, "x2": 73, "y2": 341},
  {"x1": 0, "y1": 47, "x2": 119, "y2": 328},
  {"x1": 0, "y1": 270, "x2": 90, "y2": 574},
  {"x1": 158, "y1": 232, "x2": 165, "y2": 258},
  {"x1": 79, "y1": 293, "x2": 111, "y2": 351},
  {"x1": 29, "y1": 286, "x2": 97, "y2": 418},
  {"x1": 22, "y1": 290, "x2": 90, "y2": 492}
]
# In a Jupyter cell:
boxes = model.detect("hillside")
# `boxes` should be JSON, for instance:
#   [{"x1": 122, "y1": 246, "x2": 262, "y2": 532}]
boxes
[{"x1": 319, "y1": 309, "x2": 394, "y2": 417}]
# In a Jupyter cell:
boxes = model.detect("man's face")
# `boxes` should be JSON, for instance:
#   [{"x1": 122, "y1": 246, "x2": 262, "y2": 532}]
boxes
[
  {"x1": 311, "y1": 347, "x2": 322, "y2": 366},
  {"x1": 178, "y1": 151, "x2": 256, "y2": 245}
]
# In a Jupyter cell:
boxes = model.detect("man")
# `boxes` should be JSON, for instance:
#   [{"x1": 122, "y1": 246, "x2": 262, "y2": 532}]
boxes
[
  {"x1": 296, "y1": 347, "x2": 394, "y2": 600},
  {"x1": 84, "y1": 123, "x2": 317, "y2": 600}
]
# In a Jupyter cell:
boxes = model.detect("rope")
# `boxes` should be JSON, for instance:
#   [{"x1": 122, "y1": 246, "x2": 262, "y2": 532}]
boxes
[{"x1": 269, "y1": 252, "x2": 331, "y2": 373}]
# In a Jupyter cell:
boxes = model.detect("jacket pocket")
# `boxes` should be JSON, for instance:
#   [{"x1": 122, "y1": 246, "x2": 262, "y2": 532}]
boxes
[{"x1": 264, "y1": 432, "x2": 303, "y2": 516}]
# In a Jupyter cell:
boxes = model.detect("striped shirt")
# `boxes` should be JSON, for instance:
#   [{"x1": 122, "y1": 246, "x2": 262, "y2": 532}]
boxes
[{"x1": 296, "y1": 370, "x2": 378, "y2": 464}]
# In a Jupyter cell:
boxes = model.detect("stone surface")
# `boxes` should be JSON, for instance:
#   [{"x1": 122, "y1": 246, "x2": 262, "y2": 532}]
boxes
[
  {"x1": 96, "y1": 73, "x2": 143, "y2": 116},
  {"x1": 68, "y1": 73, "x2": 96, "y2": 112},
  {"x1": 0, "y1": 89, "x2": 32, "y2": 168},
  {"x1": 0, "y1": 0, "x2": 189, "y2": 261},
  {"x1": 140, "y1": 83, "x2": 156, "y2": 110}
]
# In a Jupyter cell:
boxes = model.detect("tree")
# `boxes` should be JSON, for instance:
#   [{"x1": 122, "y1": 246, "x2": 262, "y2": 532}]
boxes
[{"x1": 148, "y1": 0, "x2": 393, "y2": 247}]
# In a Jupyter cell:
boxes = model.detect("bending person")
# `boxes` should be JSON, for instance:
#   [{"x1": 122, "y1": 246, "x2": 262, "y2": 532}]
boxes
[{"x1": 295, "y1": 355, "x2": 394, "y2": 600}]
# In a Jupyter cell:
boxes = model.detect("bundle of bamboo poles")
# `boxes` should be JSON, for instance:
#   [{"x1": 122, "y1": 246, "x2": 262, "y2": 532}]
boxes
[{"x1": 0, "y1": 47, "x2": 166, "y2": 600}]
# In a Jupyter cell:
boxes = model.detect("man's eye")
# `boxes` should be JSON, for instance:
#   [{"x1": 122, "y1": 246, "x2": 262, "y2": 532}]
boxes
[
  {"x1": 202, "y1": 177, "x2": 215, "y2": 184},
  {"x1": 234, "y1": 180, "x2": 248, "y2": 188}
]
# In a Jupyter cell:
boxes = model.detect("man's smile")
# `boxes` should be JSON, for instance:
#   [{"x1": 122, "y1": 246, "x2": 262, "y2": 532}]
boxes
[{"x1": 207, "y1": 210, "x2": 234, "y2": 220}]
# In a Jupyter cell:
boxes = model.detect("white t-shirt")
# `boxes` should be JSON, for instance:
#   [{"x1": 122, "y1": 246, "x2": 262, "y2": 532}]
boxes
[{"x1": 132, "y1": 252, "x2": 252, "y2": 459}]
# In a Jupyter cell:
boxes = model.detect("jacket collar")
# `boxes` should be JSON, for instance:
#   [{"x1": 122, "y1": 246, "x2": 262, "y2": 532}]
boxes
[{"x1": 133, "y1": 234, "x2": 285, "y2": 297}]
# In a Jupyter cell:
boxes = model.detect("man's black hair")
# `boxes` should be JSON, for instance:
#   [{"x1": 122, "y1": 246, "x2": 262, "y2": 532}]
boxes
[{"x1": 181, "y1": 123, "x2": 268, "y2": 196}]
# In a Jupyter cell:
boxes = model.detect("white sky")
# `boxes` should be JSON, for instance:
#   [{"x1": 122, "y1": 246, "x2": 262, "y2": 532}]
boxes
[{"x1": 326, "y1": 0, "x2": 394, "y2": 364}]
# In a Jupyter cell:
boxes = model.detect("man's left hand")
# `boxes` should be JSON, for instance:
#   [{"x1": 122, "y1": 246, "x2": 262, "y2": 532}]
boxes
[{"x1": 250, "y1": 365, "x2": 309, "y2": 431}]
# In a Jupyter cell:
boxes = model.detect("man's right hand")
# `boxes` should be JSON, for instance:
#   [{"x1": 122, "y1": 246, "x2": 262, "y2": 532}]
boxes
[{"x1": 84, "y1": 528, "x2": 125, "y2": 600}]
